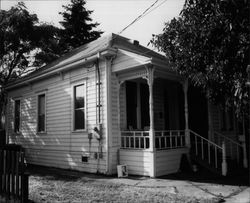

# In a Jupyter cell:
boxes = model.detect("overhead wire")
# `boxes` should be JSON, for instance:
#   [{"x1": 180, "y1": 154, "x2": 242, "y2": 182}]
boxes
[{"x1": 118, "y1": 0, "x2": 161, "y2": 35}]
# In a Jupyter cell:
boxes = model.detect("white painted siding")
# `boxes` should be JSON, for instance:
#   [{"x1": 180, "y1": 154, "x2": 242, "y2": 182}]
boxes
[
  {"x1": 119, "y1": 149, "x2": 152, "y2": 176},
  {"x1": 7, "y1": 61, "x2": 108, "y2": 174},
  {"x1": 156, "y1": 148, "x2": 189, "y2": 177}
]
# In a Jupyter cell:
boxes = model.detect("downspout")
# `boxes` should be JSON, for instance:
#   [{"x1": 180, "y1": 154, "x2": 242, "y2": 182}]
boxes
[
  {"x1": 95, "y1": 57, "x2": 103, "y2": 173},
  {"x1": 96, "y1": 58, "x2": 101, "y2": 124},
  {"x1": 104, "y1": 55, "x2": 113, "y2": 175}
]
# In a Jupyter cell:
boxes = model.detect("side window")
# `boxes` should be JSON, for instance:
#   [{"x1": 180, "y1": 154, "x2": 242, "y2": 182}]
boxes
[
  {"x1": 14, "y1": 99, "x2": 21, "y2": 133},
  {"x1": 73, "y1": 84, "x2": 86, "y2": 130},
  {"x1": 38, "y1": 94, "x2": 46, "y2": 133}
]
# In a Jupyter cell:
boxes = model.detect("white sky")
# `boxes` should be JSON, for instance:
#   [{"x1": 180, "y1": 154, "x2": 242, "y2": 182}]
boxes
[{"x1": 1, "y1": 0, "x2": 184, "y2": 48}]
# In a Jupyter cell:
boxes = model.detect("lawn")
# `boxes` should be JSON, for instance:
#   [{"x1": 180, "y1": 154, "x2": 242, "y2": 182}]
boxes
[{"x1": 27, "y1": 168, "x2": 220, "y2": 203}]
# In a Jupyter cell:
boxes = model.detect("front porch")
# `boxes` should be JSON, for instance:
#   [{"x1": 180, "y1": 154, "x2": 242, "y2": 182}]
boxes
[
  {"x1": 119, "y1": 130, "x2": 188, "y2": 177},
  {"x1": 114, "y1": 60, "x2": 190, "y2": 177}
]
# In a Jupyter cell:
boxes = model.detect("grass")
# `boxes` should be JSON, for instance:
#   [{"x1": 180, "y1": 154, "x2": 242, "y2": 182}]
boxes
[{"x1": 27, "y1": 167, "x2": 220, "y2": 203}]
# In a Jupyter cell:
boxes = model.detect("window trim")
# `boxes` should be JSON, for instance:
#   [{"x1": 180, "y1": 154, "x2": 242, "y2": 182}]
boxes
[
  {"x1": 72, "y1": 82, "x2": 87, "y2": 132},
  {"x1": 14, "y1": 98, "x2": 21, "y2": 134},
  {"x1": 37, "y1": 92, "x2": 47, "y2": 134}
]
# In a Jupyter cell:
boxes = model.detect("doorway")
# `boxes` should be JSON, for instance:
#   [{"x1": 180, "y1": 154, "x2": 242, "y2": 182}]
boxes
[{"x1": 188, "y1": 86, "x2": 208, "y2": 138}]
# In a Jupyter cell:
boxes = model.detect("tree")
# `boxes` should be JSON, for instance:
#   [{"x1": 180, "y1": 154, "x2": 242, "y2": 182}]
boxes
[
  {"x1": 0, "y1": 2, "x2": 60, "y2": 129},
  {"x1": 59, "y1": 0, "x2": 103, "y2": 52},
  {"x1": 151, "y1": 0, "x2": 250, "y2": 115}
]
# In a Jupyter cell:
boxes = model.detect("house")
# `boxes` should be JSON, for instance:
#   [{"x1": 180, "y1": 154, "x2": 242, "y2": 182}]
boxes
[{"x1": 5, "y1": 34, "x2": 248, "y2": 177}]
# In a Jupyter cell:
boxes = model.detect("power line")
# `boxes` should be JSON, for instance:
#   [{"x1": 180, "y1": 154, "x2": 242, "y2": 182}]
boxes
[
  {"x1": 141, "y1": 0, "x2": 169, "y2": 18},
  {"x1": 118, "y1": 0, "x2": 161, "y2": 35}
]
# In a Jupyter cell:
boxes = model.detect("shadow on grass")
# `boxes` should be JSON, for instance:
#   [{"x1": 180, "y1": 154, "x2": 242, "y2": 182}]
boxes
[{"x1": 159, "y1": 168, "x2": 249, "y2": 186}]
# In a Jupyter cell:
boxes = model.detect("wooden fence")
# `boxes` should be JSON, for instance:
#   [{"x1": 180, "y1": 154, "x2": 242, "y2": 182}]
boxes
[
  {"x1": 0, "y1": 145, "x2": 29, "y2": 202},
  {"x1": 0, "y1": 130, "x2": 5, "y2": 146}
]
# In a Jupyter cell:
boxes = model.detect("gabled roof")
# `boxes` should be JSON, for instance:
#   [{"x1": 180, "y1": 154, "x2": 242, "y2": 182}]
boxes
[{"x1": 6, "y1": 33, "x2": 169, "y2": 90}]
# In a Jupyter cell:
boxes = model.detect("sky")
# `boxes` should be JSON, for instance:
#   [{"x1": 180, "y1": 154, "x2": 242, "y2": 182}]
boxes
[{"x1": 1, "y1": 0, "x2": 185, "y2": 49}]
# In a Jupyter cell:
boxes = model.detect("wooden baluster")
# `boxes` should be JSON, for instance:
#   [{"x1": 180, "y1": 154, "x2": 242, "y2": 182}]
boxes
[
  {"x1": 208, "y1": 143, "x2": 211, "y2": 164},
  {"x1": 236, "y1": 146, "x2": 239, "y2": 164},
  {"x1": 195, "y1": 136, "x2": 198, "y2": 155},
  {"x1": 133, "y1": 133, "x2": 136, "y2": 148},
  {"x1": 180, "y1": 131, "x2": 183, "y2": 147},
  {"x1": 222, "y1": 141, "x2": 227, "y2": 176},
  {"x1": 164, "y1": 132, "x2": 167, "y2": 149},
  {"x1": 201, "y1": 139, "x2": 204, "y2": 159},
  {"x1": 170, "y1": 131, "x2": 172, "y2": 149},
  {"x1": 139, "y1": 134, "x2": 141, "y2": 149},
  {"x1": 215, "y1": 148, "x2": 218, "y2": 168},
  {"x1": 230, "y1": 142, "x2": 233, "y2": 160},
  {"x1": 175, "y1": 132, "x2": 178, "y2": 147}
]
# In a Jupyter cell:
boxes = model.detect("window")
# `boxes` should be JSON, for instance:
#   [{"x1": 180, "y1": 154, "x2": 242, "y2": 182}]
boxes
[
  {"x1": 38, "y1": 94, "x2": 46, "y2": 132},
  {"x1": 73, "y1": 84, "x2": 85, "y2": 130},
  {"x1": 14, "y1": 100, "x2": 21, "y2": 133}
]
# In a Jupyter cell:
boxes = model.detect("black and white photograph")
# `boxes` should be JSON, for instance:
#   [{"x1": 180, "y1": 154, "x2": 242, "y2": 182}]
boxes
[{"x1": 0, "y1": 0, "x2": 249, "y2": 202}]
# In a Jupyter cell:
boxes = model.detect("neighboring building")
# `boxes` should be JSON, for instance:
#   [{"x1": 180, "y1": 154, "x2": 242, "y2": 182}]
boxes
[{"x1": 5, "y1": 34, "x2": 247, "y2": 177}]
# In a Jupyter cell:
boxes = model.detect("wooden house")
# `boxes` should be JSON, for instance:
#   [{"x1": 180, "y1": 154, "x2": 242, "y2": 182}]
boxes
[{"x1": 5, "y1": 34, "x2": 248, "y2": 177}]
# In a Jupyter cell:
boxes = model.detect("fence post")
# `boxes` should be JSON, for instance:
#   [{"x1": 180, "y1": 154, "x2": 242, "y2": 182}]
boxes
[{"x1": 222, "y1": 141, "x2": 227, "y2": 176}]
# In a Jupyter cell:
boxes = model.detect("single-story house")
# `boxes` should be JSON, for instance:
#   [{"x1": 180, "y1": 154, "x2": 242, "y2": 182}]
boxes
[{"x1": 5, "y1": 34, "x2": 248, "y2": 177}]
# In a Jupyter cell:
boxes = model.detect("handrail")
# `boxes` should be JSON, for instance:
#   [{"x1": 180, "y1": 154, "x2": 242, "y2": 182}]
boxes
[
  {"x1": 214, "y1": 131, "x2": 242, "y2": 147},
  {"x1": 189, "y1": 130, "x2": 222, "y2": 149},
  {"x1": 189, "y1": 129, "x2": 227, "y2": 175},
  {"x1": 154, "y1": 130, "x2": 185, "y2": 134}
]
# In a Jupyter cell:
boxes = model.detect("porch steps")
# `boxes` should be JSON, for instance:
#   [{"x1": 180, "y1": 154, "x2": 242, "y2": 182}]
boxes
[
  {"x1": 190, "y1": 152, "x2": 246, "y2": 177},
  {"x1": 190, "y1": 153, "x2": 222, "y2": 176}
]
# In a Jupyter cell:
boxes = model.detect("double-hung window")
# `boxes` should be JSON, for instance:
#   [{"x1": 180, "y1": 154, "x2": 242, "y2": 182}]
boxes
[
  {"x1": 38, "y1": 94, "x2": 46, "y2": 133},
  {"x1": 73, "y1": 84, "x2": 86, "y2": 130},
  {"x1": 14, "y1": 99, "x2": 21, "y2": 133}
]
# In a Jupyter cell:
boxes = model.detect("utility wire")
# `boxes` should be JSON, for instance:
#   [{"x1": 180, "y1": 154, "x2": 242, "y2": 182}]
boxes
[
  {"x1": 118, "y1": 0, "x2": 161, "y2": 35},
  {"x1": 142, "y1": 0, "x2": 169, "y2": 18}
]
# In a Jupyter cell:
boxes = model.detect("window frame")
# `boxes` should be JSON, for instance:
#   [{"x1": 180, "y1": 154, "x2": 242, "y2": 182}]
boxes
[
  {"x1": 37, "y1": 92, "x2": 47, "y2": 134},
  {"x1": 72, "y1": 82, "x2": 87, "y2": 132},
  {"x1": 14, "y1": 98, "x2": 21, "y2": 134}
]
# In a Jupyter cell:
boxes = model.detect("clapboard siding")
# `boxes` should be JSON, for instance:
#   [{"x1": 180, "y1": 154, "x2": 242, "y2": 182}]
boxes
[
  {"x1": 119, "y1": 149, "x2": 152, "y2": 176},
  {"x1": 25, "y1": 148, "x2": 106, "y2": 173},
  {"x1": 7, "y1": 61, "x2": 108, "y2": 174},
  {"x1": 156, "y1": 148, "x2": 188, "y2": 176}
]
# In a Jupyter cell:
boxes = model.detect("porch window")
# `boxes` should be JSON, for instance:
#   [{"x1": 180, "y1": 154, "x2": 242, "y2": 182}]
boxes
[
  {"x1": 14, "y1": 99, "x2": 21, "y2": 133},
  {"x1": 38, "y1": 94, "x2": 46, "y2": 133},
  {"x1": 73, "y1": 84, "x2": 86, "y2": 130}
]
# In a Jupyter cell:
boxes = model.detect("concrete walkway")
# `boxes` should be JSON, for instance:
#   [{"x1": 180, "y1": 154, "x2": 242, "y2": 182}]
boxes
[{"x1": 89, "y1": 176, "x2": 249, "y2": 202}]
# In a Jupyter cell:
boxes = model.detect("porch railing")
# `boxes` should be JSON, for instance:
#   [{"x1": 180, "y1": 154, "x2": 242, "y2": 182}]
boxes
[
  {"x1": 121, "y1": 131, "x2": 150, "y2": 149},
  {"x1": 155, "y1": 130, "x2": 186, "y2": 150},
  {"x1": 189, "y1": 130, "x2": 227, "y2": 176},
  {"x1": 214, "y1": 131, "x2": 243, "y2": 165},
  {"x1": 121, "y1": 130, "x2": 186, "y2": 150}
]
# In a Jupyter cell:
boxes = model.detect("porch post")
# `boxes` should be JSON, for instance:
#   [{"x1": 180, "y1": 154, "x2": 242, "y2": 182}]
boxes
[
  {"x1": 145, "y1": 65, "x2": 156, "y2": 177},
  {"x1": 183, "y1": 79, "x2": 190, "y2": 148}
]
